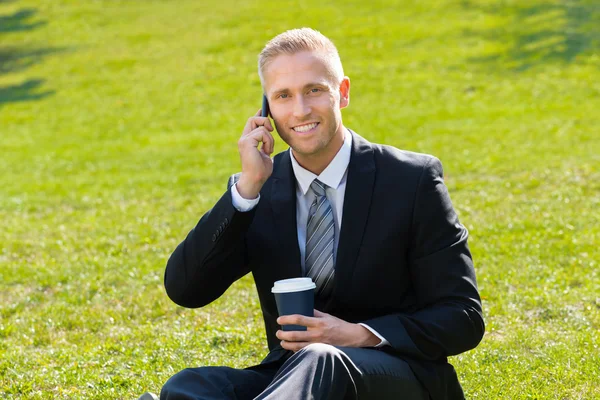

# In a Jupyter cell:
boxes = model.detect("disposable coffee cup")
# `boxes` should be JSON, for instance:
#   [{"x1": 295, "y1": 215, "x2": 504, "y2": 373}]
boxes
[{"x1": 271, "y1": 278, "x2": 316, "y2": 331}]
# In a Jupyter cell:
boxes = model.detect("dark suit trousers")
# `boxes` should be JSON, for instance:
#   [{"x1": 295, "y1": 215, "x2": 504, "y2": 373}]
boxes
[{"x1": 160, "y1": 344, "x2": 429, "y2": 400}]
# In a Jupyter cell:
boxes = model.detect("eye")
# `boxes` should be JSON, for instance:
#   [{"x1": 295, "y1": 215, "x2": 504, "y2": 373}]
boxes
[
  {"x1": 310, "y1": 88, "x2": 320, "y2": 93},
  {"x1": 279, "y1": 93, "x2": 289, "y2": 99}
]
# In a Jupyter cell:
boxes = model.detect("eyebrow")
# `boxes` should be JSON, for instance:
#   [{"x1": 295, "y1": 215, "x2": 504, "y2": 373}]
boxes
[{"x1": 270, "y1": 81, "x2": 330, "y2": 98}]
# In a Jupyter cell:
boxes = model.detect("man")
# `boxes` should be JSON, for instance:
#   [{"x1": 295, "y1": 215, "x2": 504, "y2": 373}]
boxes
[{"x1": 150, "y1": 28, "x2": 484, "y2": 400}]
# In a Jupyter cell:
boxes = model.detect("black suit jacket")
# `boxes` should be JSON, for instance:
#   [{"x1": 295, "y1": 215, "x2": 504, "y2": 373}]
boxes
[{"x1": 164, "y1": 130, "x2": 485, "y2": 400}]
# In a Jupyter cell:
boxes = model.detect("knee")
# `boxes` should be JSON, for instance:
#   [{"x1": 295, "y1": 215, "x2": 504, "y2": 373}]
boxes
[
  {"x1": 289, "y1": 344, "x2": 356, "y2": 396},
  {"x1": 296, "y1": 343, "x2": 344, "y2": 365},
  {"x1": 161, "y1": 366, "x2": 229, "y2": 398},
  {"x1": 161, "y1": 369, "x2": 185, "y2": 400},
  {"x1": 163, "y1": 366, "x2": 209, "y2": 386}
]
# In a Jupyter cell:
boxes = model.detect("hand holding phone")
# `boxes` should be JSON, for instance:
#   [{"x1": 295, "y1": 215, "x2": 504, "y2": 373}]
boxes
[{"x1": 235, "y1": 95, "x2": 275, "y2": 199}]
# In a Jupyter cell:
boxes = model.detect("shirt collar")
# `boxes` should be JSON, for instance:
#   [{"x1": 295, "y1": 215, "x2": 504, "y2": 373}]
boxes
[{"x1": 290, "y1": 128, "x2": 352, "y2": 195}]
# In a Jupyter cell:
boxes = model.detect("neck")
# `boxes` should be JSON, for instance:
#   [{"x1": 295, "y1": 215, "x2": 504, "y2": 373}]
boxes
[{"x1": 292, "y1": 126, "x2": 346, "y2": 175}]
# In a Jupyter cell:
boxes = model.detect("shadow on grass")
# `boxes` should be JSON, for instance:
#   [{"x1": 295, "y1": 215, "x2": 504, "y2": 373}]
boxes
[
  {"x1": 0, "y1": 8, "x2": 45, "y2": 33},
  {"x1": 462, "y1": 0, "x2": 600, "y2": 72},
  {"x1": 0, "y1": 4, "x2": 61, "y2": 107},
  {"x1": 0, "y1": 47, "x2": 65, "y2": 74},
  {"x1": 0, "y1": 79, "x2": 54, "y2": 105}
]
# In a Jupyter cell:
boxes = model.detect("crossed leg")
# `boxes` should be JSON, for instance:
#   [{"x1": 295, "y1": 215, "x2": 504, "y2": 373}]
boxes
[{"x1": 161, "y1": 344, "x2": 428, "y2": 400}]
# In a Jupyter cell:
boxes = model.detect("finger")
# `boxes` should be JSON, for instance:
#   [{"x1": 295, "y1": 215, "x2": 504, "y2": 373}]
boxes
[
  {"x1": 276, "y1": 329, "x2": 312, "y2": 342},
  {"x1": 281, "y1": 340, "x2": 310, "y2": 352},
  {"x1": 243, "y1": 118, "x2": 253, "y2": 135},
  {"x1": 261, "y1": 127, "x2": 274, "y2": 155},
  {"x1": 250, "y1": 117, "x2": 274, "y2": 132},
  {"x1": 243, "y1": 113, "x2": 272, "y2": 137},
  {"x1": 256, "y1": 127, "x2": 273, "y2": 155},
  {"x1": 243, "y1": 127, "x2": 273, "y2": 154},
  {"x1": 252, "y1": 127, "x2": 274, "y2": 155},
  {"x1": 264, "y1": 118, "x2": 274, "y2": 131},
  {"x1": 277, "y1": 314, "x2": 317, "y2": 327},
  {"x1": 313, "y1": 309, "x2": 327, "y2": 317}
]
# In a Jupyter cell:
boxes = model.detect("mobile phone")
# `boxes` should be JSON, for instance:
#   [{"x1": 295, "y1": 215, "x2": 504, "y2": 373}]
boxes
[{"x1": 261, "y1": 94, "x2": 270, "y2": 118}]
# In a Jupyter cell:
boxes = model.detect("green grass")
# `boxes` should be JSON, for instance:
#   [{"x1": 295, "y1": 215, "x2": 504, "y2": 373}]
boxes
[{"x1": 1, "y1": 0, "x2": 599, "y2": 398}]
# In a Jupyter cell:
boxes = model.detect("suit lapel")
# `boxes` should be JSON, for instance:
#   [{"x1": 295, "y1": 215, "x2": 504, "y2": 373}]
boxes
[
  {"x1": 270, "y1": 150, "x2": 303, "y2": 279},
  {"x1": 332, "y1": 131, "x2": 376, "y2": 304}
]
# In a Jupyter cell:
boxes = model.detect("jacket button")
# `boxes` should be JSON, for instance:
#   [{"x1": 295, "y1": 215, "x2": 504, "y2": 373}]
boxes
[
  {"x1": 224, "y1": 218, "x2": 229, "y2": 224},
  {"x1": 212, "y1": 234, "x2": 217, "y2": 242}
]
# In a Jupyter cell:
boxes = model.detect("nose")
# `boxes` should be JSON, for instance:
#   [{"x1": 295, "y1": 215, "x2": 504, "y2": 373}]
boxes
[{"x1": 292, "y1": 95, "x2": 311, "y2": 119}]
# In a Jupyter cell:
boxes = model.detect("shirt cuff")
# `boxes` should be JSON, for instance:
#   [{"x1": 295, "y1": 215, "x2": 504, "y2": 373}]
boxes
[
  {"x1": 231, "y1": 183, "x2": 260, "y2": 212},
  {"x1": 358, "y1": 323, "x2": 390, "y2": 348}
]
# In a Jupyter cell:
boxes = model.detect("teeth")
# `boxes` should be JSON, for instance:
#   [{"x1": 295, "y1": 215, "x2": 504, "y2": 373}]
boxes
[{"x1": 293, "y1": 122, "x2": 317, "y2": 133}]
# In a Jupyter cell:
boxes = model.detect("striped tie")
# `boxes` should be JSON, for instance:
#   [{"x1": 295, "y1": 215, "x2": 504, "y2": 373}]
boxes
[{"x1": 305, "y1": 180, "x2": 335, "y2": 298}]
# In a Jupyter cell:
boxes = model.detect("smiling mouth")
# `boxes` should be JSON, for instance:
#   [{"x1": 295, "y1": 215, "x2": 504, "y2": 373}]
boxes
[{"x1": 292, "y1": 122, "x2": 319, "y2": 133}]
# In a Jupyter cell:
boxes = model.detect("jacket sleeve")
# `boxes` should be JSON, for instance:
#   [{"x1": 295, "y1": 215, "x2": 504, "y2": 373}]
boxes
[
  {"x1": 164, "y1": 174, "x2": 255, "y2": 308},
  {"x1": 362, "y1": 157, "x2": 485, "y2": 360}
]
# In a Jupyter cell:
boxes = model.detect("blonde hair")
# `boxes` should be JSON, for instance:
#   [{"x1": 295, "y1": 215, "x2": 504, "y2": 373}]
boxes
[{"x1": 258, "y1": 28, "x2": 344, "y2": 88}]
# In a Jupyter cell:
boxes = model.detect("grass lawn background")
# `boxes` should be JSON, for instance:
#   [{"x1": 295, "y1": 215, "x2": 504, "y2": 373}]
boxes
[{"x1": 1, "y1": 0, "x2": 599, "y2": 398}]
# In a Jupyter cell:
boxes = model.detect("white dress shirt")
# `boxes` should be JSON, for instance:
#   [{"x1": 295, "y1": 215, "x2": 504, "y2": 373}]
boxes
[{"x1": 231, "y1": 129, "x2": 389, "y2": 348}]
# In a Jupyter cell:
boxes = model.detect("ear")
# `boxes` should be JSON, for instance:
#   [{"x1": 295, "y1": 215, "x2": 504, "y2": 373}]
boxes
[{"x1": 338, "y1": 76, "x2": 350, "y2": 109}]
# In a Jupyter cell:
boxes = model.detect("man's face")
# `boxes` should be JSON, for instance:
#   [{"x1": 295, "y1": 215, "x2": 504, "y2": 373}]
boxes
[{"x1": 263, "y1": 51, "x2": 350, "y2": 166}]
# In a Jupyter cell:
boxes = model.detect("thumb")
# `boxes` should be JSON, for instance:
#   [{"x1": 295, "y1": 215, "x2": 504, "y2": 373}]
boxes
[{"x1": 313, "y1": 309, "x2": 327, "y2": 318}]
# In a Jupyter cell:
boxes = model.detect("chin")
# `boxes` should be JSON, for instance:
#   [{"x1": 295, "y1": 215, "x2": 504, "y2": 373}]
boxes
[{"x1": 293, "y1": 143, "x2": 324, "y2": 157}]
